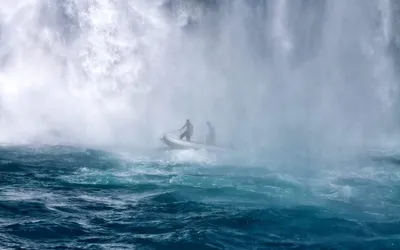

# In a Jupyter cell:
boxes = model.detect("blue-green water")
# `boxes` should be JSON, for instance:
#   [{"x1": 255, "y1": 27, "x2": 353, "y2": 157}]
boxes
[{"x1": 1, "y1": 145, "x2": 399, "y2": 249}]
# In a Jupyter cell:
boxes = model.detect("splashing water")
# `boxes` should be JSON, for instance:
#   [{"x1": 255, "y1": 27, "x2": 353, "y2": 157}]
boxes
[{"x1": 0, "y1": 0, "x2": 397, "y2": 152}]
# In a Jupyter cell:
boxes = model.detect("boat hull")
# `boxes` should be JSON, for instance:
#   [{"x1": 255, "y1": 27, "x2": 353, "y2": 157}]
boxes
[{"x1": 161, "y1": 133, "x2": 229, "y2": 152}]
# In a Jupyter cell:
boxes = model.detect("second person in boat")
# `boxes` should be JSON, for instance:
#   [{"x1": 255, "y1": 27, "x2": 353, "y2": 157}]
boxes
[{"x1": 205, "y1": 121, "x2": 216, "y2": 145}]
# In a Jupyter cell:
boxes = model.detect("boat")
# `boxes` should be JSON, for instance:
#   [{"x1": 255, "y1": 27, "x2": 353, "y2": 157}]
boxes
[{"x1": 160, "y1": 132, "x2": 230, "y2": 152}]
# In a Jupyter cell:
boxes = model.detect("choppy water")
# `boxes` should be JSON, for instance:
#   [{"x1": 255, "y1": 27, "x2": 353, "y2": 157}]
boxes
[{"x1": 0, "y1": 145, "x2": 399, "y2": 249}]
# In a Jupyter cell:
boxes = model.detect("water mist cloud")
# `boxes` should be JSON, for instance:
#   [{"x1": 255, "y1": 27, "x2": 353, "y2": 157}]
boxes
[{"x1": 0, "y1": 0, "x2": 397, "y2": 153}]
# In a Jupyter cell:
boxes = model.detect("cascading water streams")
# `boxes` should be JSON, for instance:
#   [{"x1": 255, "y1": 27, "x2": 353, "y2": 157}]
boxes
[
  {"x1": 0, "y1": 0, "x2": 397, "y2": 152},
  {"x1": 0, "y1": 0, "x2": 178, "y2": 146}
]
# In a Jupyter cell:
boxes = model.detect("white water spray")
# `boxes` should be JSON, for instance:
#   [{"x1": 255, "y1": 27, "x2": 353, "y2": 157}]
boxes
[{"x1": 0, "y1": 0, "x2": 397, "y2": 153}]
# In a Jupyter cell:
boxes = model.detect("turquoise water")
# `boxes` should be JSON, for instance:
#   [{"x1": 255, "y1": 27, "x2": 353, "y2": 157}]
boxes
[{"x1": 1, "y1": 145, "x2": 399, "y2": 249}]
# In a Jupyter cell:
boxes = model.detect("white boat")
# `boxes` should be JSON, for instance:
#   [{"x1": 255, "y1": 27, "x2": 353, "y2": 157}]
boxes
[{"x1": 160, "y1": 132, "x2": 230, "y2": 152}]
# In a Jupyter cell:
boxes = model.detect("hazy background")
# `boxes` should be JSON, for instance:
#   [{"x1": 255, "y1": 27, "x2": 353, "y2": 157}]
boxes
[{"x1": 0, "y1": 0, "x2": 398, "y2": 154}]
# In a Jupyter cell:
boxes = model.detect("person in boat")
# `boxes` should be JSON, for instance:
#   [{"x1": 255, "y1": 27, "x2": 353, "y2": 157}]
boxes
[
  {"x1": 179, "y1": 119, "x2": 193, "y2": 141},
  {"x1": 205, "y1": 121, "x2": 216, "y2": 145}
]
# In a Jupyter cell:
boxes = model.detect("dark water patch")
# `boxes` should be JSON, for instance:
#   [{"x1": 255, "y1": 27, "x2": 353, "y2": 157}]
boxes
[
  {"x1": 4, "y1": 220, "x2": 88, "y2": 240},
  {"x1": 196, "y1": 206, "x2": 374, "y2": 242},
  {"x1": 144, "y1": 190, "x2": 183, "y2": 203},
  {"x1": 50, "y1": 205, "x2": 81, "y2": 214},
  {"x1": 115, "y1": 229, "x2": 220, "y2": 250},
  {"x1": 101, "y1": 220, "x2": 186, "y2": 235},
  {"x1": 365, "y1": 221, "x2": 400, "y2": 236},
  {"x1": 0, "y1": 146, "x2": 123, "y2": 173},
  {"x1": 58, "y1": 182, "x2": 163, "y2": 193},
  {"x1": 76, "y1": 202, "x2": 116, "y2": 212},
  {"x1": 60, "y1": 182, "x2": 135, "y2": 190},
  {"x1": 0, "y1": 162, "x2": 33, "y2": 173},
  {"x1": 77, "y1": 236, "x2": 116, "y2": 244},
  {"x1": 131, "y1": 191, "x2": 219, "y2": 215},
  {"x1": 0, "y1": 200, "x2": 57, "y2": 218},
  {"x1": 0, "y1": 174, "x2": 30, "y2": 185}
]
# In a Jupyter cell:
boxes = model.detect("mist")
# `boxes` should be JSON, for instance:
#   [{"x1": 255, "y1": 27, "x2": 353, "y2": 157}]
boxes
[{"x1": 0, "y1": 0, "x2": 397, "y2": 154}]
